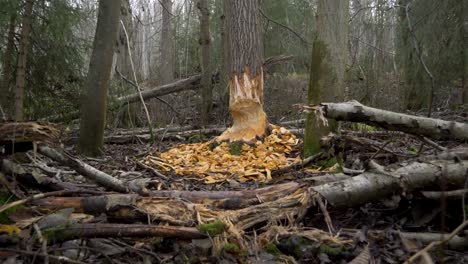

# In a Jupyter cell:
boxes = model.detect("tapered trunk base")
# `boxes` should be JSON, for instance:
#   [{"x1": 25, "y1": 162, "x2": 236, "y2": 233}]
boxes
[{"x1": 216, "y1": 69, "x2": 268, "y2": 143}]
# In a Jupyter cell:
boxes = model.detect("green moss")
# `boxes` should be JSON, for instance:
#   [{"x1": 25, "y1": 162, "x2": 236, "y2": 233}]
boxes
[
  {"x1": 350, "y1": 123, "x2": 376, "y2": 131},
  {"x1": 265, "y1": 243, "x2": 281, "y2": 256},
  {"x1": 0, "y1": 193, "x2": 22, "y2": 225},
  {"x1": 208, "y1": 141, "x2": 220, "y2": 151},
  {"x1": 407, "y1": 146, "x2": 418, "y2": 153},
  {"x1": 318, "y1": 244, "x2": 343, "y2": 256},
  {"x1": 316, "y1": 157, "x2": 338, "y2": 169},
  {"x1": 196, "y1": 220, "x2": 226, "y2": 236},
  {"x1": 188, "y1": 134, "x2": 206, "y2": 143},
  {"x1": 42, "y1": 221, "x2": 74, "y2": 242},
  {"x1": 223, "y1": 242, "x2": 241, "y2": 254},
  {"x1": 229, "y1": 142, "x2": 243, "y2": 156}
]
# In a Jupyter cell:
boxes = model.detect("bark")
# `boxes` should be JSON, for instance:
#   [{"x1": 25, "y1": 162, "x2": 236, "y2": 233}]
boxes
[
  {"x1": 313, "y1": 160, "x2": 468, "y2": 207},
  {"x1": 217, "y1": 0, "x2": 267, "y2": 143},
  {"x1": 314, "y1": 101, "x2": 468, "y2": 141},
  {"x1": 462, "y1": 0, "x2": 468, "y2": 105},
  {"x1": 42, "y1": 224, "x2": 206, "y2": 242},
  {"x1": 0, "y1": 14, "x2": 16, "y2": 117},
  {"x1": 197, "y1": 0, "x2": 212, "y2": 125},
  {"x1": 1, "y1": 159, "x2": 80, "y2": 192},
  {"x1": 78, "y1": 0, "x2": 122, "y2": 156},
  {"x1": 159, "y1": 0, "x2": 174, "y2": 85},
  {"x1": 304, "y1": 0, "x2": 349, "y2": 156},
  {"x1": 34, "y1": 182, "x2": 302, "y2": 213},
  {"x1": 38, "y1": 145, "x2": 128, "y2": 193},
  {"x1": 13, "y1": 0, "x2": 34, "y2": 121}
]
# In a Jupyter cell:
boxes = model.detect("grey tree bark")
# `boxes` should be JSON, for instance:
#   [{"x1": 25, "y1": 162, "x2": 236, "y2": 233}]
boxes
[
  {"x1": 304, "y1": 0, "x2": 349, "y2": 156},
  {"x1": 217, "y1": 0, "x2": 268, "y2": 143},
  {"x1": 14, "y1": 0, "x2": 34, "y2": 121},
  {"x1": 78, "y1": 0, "x2": 122, "y2": 156},
  {"x1": 159, "y1": 0, "x2": 175, "y2": 85},
  {"x1": 462, "y1": 0, "x2": 468, "y2": 105},
  {"x1": 197, "y1": 0, "x2": 212, "y2": 126}
]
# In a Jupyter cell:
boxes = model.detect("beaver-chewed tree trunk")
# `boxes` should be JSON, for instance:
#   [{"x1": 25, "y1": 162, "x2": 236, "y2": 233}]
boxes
[{"x1": 216, "y1": 0, "x2": 268, "y2": 143}]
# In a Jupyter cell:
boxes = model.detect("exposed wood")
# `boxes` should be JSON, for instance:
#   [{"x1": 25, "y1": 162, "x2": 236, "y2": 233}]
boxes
[
  {"x1": 306, "y1": 101, "x2": 468, "y2": 141},
  {"x1": 217, "y1": 0, "x2": 268, "y2": 143},
  {"x1": 37, "y1": 145, "x2": 128, "y2": 193}
]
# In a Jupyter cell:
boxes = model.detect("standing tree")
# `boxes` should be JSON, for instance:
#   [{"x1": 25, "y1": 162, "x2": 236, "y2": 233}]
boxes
[
  {"x1": 0, "y1": 14, "x2": 16, "y2": 117},
  {"x1": 159, "y1": 0, "x2": 174, "y2": 85},
  {"x1": 14, "y1": 0, "x2": 34, "y2": 121},
  {"x1": 197, "y1": 0, "x2": 212, "y2": 125},
  {"x1": 78, "y1": 0, "x2": 121, "y2": 156},
  {"x1": 304, "y1": 0, "x2": 349, "y2": 156},
  {"x1": 216, "y1": 0, "x2": 267, "y2": 143},
  {"x1": 463, "y1": 0, "x2": 468, "y2": 105}
]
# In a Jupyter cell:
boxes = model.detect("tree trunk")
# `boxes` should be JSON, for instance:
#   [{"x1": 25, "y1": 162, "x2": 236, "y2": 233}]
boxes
[
  {"x1": 159, "y1": 0, "x2": 174, "y2": 85},
  {"x1": 0, "y1": 14, "x2": 16, "y2": 118},
  {"x1": 462, "y1": 0, "x2": 468, "y2": 105},
  {"x1": 197, "y1": 0, "x2": 212, "y2": 126},
  {"x1": 304, "y1": 0, "x2": 349, "y2": 156},
  {"x1": 13, "y1": 0, "x2": 34, "y2": 121},
  {"x1": 78, "y1": 0, "x2": 121, "y2": 156},
  {"x1": 217, "y1": 0, "x2": 267, "y2": 143}
]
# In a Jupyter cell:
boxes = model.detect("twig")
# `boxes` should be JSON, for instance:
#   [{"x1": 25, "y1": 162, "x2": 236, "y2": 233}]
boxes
[
  {"x1": 33, "y1": 223, "x2": 49, "y2": 264},
  {"x1": 272, "y1": 152, "x2": 322, "y2": 176},
  {"x1": 115, "y1": 67, "x2": 181, "y2": 117},
  {"x1": 258, "y1": 9, "x2": 310, "y2": 45},
  {"x1": 315, "y1": 196, "x2": 336, "y2": 234},
  {"x1": 404, "y1": 218, "x2": 468, "y2": 263},
  {"x1": 120, "y1": 20, "x2": 155, "y2": 144},
  {"x1": 416, "y1": 136, "x2": 447, "y2": 151},
  {"x1": 0, "y1": 190, "x2": 104, "y2": 214},
  {"x1": 405, "y1": 2, "x2": 435, "y2": 117}
]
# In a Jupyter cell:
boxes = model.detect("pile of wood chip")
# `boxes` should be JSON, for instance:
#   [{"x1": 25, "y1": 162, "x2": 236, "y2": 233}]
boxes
[{"x1": 143, "y1": 125, "x2": 301, "y2": 183}]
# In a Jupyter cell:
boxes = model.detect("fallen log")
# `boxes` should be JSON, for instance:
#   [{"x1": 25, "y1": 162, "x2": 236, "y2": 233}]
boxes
[
  {"x1": 37, "y1": 145, "x2": 128, "y2": 193},
  {"x1": 305, "y1": 100, "x2": 468, "y2": 141},
  {"x1": 43, "y1": 223, "x2": 207, "y2": 242},
  {"x1": 32, "y1": 160, "x2": 468, "y2": 234}
]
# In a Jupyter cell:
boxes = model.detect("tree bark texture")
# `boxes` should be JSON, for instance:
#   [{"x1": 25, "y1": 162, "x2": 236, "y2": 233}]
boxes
[
  {"x1": 14, "y1": 0, "x2": 34, "y2": 121},
  {"x1": 0, "y1": 14, "x2": 16, "y2": 117},
  {"x1": 217, "y1": 0, "x2": 267, "y2": 143},
  {"x1": 78, "y1": 0, "x2": 121, "y2": 156},
  {"x1": 159, "y1": 0, "x2": 174, "y2": 85},
  {"x1": 38, "y1": 145, "x2": 128, "y2": 193},
  {"x1": 197, "y1": 0, "x2": 212, "y2": 125},
  {"x1": 317, "y1": 101, "x2": 468, "y2": 141},
  {"x1": 462, "y1": 0, "x2": 468, "y2": 104},
  {"x1": 304, "y1": 0, "x2": 349, "y2": 156}
]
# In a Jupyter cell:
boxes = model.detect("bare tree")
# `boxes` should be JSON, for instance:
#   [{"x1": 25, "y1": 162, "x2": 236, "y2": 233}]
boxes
[
  {"x1": 197, "y1": 0, "x2": 212, "y2": 125},
  {"x1": 14, "y1": 0, "x2": 34, "y2": 121},
  {"x1": 159, "y1": 0, "x2": 174, "y2": 85},
  {"x1": 304, "y1": 0, "x2": 349, "y2": 156},
  {"x1": 78, "y1": 0, "x2": 122, "y2": 156},
  {"x1": 0, "y1": 14, "x2": 16, "y2": 117},
  {"x1": 216, "y1": 0, "x2": 267, "y2": 143}
]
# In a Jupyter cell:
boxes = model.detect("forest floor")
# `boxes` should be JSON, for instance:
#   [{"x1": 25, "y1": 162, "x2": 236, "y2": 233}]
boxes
[{"x1": 0, "y1": 106, "x2": 468, "y2": 263}]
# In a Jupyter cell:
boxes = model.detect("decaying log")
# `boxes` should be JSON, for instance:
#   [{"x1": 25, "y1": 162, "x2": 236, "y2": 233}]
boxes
[
  {"x1": 32, "y1": 160, "x2": 468, "y2": 236},
  {"x1": 1, "y1": 159, "x2": 80, "y2": 192},
  {"x1": 42, "y1": 223, "x2": 206, "y2": 242},
  {"x1": 312, "y1": 160, "x2": 468, "y2": 207},
  {"x1": 309, "y1": 101, "x2": 468, "y2": 141},
  {"x1": 37, "y1": 145, "x2": 128, "y2": 193}
]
